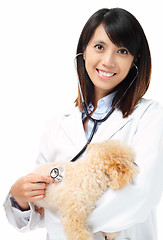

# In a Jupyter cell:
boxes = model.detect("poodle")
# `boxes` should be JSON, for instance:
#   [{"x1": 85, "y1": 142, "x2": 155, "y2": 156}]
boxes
[{"x1": 33, "y1": 140, "x2": 138, "y2": 240}]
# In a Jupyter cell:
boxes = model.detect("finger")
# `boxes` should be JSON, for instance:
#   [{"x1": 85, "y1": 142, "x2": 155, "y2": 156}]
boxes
[
  {"x1": 22, "y1": 182, "x2": 46, "y2": 192},
  {"x1": 30, "y1": 179, "x2": 55, "y2": 190},
  {"x1": 27, "y1": 194, "x2": 45, "y2": 203},
  {"x1": 39, "y1": 175, "x2": 55, "y2": 184},
  {"x1": 31, "y1": 182, "x2": 47, "y2": 190},
  {"x1": 26, "y1": 190, "x2": 45, "y2": 202},
  {"x1": 30, "y1": 174, "x2": 54, "y2": 184},
  {"x1": 46, "y1": 175, "x2": 56, "y2": 183},
  {"x1": 30, "y1": 189, "x2": 46, "y2": 197}
]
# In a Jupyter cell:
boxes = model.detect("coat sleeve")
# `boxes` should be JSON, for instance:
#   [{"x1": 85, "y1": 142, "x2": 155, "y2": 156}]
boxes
[
  {"x1": 88, "y1": 102, "x2": 163, "y2": 233},
  {"x1": 3, "y1": 192, "x2": 44, "y2": 231},
  {"x1": 3, "y1": 152, "x2": 47, "y2": 231},
  {"x1": 3, "y1": 121, "x2": 51, "y2": 231}
]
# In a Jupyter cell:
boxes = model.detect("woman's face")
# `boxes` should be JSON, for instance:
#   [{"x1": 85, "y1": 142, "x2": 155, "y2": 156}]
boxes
[{"x1": 84, "y1": 24, "x2": 134, "y2": 102}]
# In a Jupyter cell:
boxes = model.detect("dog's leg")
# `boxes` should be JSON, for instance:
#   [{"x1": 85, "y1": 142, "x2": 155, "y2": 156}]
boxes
[{"x1": 61, "y1": 209, "x2": 93, "y2": 240}]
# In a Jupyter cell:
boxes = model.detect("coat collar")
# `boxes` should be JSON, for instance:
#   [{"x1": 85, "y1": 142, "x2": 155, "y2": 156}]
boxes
[
  {"x1": 61, "y1": 106, "x2": 133, "y2": 151},
  {"x1": 92, "y1": 108, "x2": 133, "y2": 142}
]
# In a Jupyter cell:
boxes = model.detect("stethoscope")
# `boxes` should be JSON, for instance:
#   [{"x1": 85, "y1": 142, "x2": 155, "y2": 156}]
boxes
[{"x1": 50, "y1": 53, "x2": 138, "y2": 180}]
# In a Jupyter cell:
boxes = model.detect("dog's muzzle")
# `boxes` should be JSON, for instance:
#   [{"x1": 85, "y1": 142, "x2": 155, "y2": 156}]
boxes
[{"x1": 50, "y1": 167, "x2": 64, "y2": 182}]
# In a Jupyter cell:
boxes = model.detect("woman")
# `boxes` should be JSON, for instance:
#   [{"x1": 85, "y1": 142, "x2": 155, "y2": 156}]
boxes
[{"x1": 4, "y1": 8, "x2": 163, "y2": 240}]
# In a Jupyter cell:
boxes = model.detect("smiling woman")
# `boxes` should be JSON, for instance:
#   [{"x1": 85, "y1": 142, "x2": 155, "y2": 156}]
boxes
[
  {"x1": 3, "y1": 7, "x2": 163, "y2": 240},
  {"x1": 75, "y1": 8, "x2": 151, "y2": 117},
  {"x1": 83, "y1": 24, "x2": 134, "y2": 104}
]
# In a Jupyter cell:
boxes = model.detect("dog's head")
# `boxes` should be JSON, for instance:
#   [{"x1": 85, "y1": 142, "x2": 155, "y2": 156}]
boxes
[
  {"x1": 107, "y1": 157, "x2": 138, "y2": 190},
  {"x1": 86, "y1": 140, "x2": 138, "y2": 190}
]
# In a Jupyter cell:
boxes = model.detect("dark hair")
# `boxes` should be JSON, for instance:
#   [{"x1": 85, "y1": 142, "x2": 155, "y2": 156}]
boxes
[{"x1": 75, "y1": 8, "x2": 151, "y2": 118}]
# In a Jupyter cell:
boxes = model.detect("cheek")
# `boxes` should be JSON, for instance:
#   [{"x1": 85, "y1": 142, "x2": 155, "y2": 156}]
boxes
[
  {"x1": 85, "y1": 58, "x2": 97, "y2": 78},
  {"x1": 85, "y1": 53, "x2": 97, "y2": 67},
  {"x1": 119, "y1": 61, "x2": 133, "y2": 77},
  {"x1": 84, "y1": 48, "x2": 99, "y2": 72}
]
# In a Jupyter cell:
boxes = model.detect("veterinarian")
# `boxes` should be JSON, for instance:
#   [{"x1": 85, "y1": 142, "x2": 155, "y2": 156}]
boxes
[{"x1": 4, "y1": 8, "x2": 163, "y2": 240}]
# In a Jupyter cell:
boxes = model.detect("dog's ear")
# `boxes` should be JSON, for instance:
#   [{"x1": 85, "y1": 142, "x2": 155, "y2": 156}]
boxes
[{"x1": 107, "y1": 159, "x2": 138, "y2": 190}]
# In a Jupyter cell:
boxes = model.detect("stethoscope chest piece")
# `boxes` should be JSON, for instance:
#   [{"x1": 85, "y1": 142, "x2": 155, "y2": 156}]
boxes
[{"x1": 50, "y1": 167, "x2": 64, "y2": 182}]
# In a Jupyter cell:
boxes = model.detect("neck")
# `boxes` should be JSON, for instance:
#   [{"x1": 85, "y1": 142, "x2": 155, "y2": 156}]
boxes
[
  {"x1": 94, "y1": 86, "x2": 112, "y2": 102},
  {"x1": 93, "y1": 91, "x2": 109, "y2": 110}
]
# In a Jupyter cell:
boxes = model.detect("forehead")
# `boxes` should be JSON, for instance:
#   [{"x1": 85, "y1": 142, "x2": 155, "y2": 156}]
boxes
[{"x1": 88, "y1": 24, "x2": 116, "y2": 47}]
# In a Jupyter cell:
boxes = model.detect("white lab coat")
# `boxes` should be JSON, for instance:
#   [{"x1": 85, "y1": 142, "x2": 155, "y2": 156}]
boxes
[{"x1": 3, "y1": 98, "x2": 163, "y2": 240}]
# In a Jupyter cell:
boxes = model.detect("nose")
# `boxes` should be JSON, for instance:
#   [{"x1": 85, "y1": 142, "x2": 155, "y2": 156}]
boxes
[{"x1": 102, "y1": 51, "x2": 116, "y2": 68}]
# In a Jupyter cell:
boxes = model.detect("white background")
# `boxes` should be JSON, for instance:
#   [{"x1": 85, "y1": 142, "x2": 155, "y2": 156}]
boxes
[{"x1": 0, "y1": 0, "x2": 163, "y2": 239}]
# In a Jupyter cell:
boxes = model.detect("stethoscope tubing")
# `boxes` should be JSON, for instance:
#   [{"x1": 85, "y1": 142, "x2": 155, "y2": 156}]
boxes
[
  {"x1": 50, "y1": 55, "x2": 139, "y2": 180},
  {"x1": 82, "y1": 101, "x2": 115, "y2": 123},
  {"x1": 70, "y1": 120, "x2": 98, "y2": 162},
  {"x1": 70, "y1": 106, "x2": 115, "y2": 162}
]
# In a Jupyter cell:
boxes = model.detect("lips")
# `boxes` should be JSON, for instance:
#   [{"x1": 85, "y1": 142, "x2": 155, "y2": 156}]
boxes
[{"x1": 96, "y1": 69, "x2": 116, "y2": 78}]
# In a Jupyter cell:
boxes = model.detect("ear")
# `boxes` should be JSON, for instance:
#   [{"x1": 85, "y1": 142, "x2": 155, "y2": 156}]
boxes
[
  {"x1": 107, "y1": 160, "x2": 138, "y2": 190},
  {"x1": 83, "y1": 51, "x2": 86, "y2": 60},
  {"x1": 107, "y1": 169, "x2": 121, "y2": 190}
]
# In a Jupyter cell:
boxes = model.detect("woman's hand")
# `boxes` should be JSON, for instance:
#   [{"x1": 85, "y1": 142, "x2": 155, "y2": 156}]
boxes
[{"x1": 11, "y1": 173, "x2": 54, "y2": 211}]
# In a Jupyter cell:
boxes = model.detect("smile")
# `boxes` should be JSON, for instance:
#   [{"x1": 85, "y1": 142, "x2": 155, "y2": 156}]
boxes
[{"x1": 96, "y1": 69, "x2": 116, "y2": 78}]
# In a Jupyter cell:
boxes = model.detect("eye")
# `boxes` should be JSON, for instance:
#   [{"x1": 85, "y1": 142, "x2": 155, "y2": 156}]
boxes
[
  {"x1": 94, "y1": 44, "x2": 104, "y2": 51},
  {"x1": 118, "y1": 48, "x2": 129, "y2": 55}
]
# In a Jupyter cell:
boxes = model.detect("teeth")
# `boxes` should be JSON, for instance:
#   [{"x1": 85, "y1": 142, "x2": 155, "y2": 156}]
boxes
[{"x1": 99, "y1": 70, "x2": 115, "y2": 77}]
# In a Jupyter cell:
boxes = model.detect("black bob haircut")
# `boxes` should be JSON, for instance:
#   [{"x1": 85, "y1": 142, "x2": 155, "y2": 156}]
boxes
[{"x1": 75, "y1": 8, "x2": 151, "y2": 117}]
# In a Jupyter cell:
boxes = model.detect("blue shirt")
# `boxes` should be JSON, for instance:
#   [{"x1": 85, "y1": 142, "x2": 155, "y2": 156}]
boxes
[{"x1": 82, "y1": 92, "x2": 115, "y2": 139}]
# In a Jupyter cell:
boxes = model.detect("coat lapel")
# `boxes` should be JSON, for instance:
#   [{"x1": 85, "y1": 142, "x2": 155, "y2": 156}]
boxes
[
  {"x1": 61, "y1": 107, "x2": 133, "y2": 150},
  {"x1": 61, "y1": 107, "x2": 87, "y2": 151},
  {"x1": 92, "y1": 109, "x2": 133, "y2": 142}
]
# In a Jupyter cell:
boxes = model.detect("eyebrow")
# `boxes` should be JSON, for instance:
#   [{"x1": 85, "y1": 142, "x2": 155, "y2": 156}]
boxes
[{"x1": 93, "y1": 40, "x2": 107, "y2": 45}]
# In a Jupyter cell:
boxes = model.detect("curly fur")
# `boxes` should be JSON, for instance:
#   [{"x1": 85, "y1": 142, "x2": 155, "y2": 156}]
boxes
[{"x1": 33, "y1": 140, "x2": 138, "y2": 240}]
